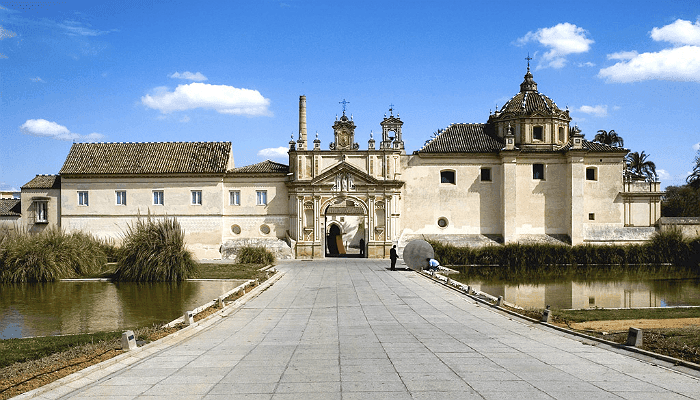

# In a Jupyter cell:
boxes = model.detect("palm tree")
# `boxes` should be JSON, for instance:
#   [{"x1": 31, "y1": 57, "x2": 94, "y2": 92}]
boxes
[
  {"x1": 626, "y1": 151, "x2": 657, "y2": 182},
  {"x1": 687, "y1": 151, "x2": 700, "y2": 188},
  {"x1": 594, "y1": 129, "x2": 624, "y2": 147},
  {"x1": 424, "y1": 129, "x2": 444, "y2": 146}
]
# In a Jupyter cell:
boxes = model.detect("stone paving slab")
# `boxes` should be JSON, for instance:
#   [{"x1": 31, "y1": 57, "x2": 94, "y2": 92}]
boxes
[{"x1": 25, "y1": 259, "x2": 700, "y2": 399}]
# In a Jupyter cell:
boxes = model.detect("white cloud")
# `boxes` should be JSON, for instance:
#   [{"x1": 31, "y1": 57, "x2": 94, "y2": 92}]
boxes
[
  {"x1": 600, "y1": 19, "x2": 700, "y2": 83},
  {"x1": 0, "y1": 26, "x2": 17, "y2": 40},
  {"x1": 179, "y1": 115, "x2": 190, "y2": 123},
  {"x1": 599, "y1": 46, "x2": 700, "y2": 82},
  {"x1": 578, "y1": 62, "x2": 595, "y2": 67},
  {"x1": 30, "y1": 77, "x2": 45, "y2": 83},
  {"x1": 693, "y1": 142, "x2": 700, "y2": 151},
  {"x1": 169, "y1": 71, "x2": 208, "y2": 82},
  {"x1": 657, "y1": 169, "x2": 671, "y2": 181},
  {"x1": 257, "y1": 147, "x2": 288, "y2": 160},
  {"x1": 607, "y1": 51, "x2": 639, "y2": 60},
  {"x1": 141, "y1": 83, "x2": 272, "y2": 116},
  {"x1": 515, "y1": 23, "x2": 594, "y2": 69},
  {"x1": 58, "y1": 20, "x2": 115, "y2": 36},
  {"x1": 651, "y1": 19, "x2": 700, "y2": 46},
  {"x1": 20, "y1": 119, "x2": 105, "y2": 141},
  {"x1": 578, "y1": 105, "x2": 608, "y2": 117}
]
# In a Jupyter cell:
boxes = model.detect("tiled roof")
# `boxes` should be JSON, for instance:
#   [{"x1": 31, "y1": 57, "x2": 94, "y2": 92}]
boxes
[
  {"x1": 559, "y1": 139, "x2": 628, "y2": 153},
  {"x1": 22, "y1": 175, "x2": 61, "y2": 189},
  {"x1": 418, "y1": 124, "x2": 503, "y2": 154},
  {"x1": 59, "y1": 142, "x2": 232, "y2": 175},
  {"x1": 500, "y1": 91, "x2": 562, "y2": 115},
  {"x1": 229, "y1": 160, "x2": 289, "y2": 174},
  {"x1": 0, "y1": 198, "x2": 21, "y2": 217}
]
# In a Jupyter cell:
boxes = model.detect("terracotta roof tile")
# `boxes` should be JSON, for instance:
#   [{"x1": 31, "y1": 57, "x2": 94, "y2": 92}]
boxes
[
  {"x1": 229, "y1": 160, "x2": 289, "y2": 174},
  {"x1": 0, "y1": 198, "x2": 21, "y2": 217},
  {"x1": 559, "y1": 140, "x2": 628, "y2": 153},
  {"x1": 418, "y1": 124, "x2": 503, "y2": 154},
  {"x1": 59, "y1": 142, "x2": 232, "y2": 175},
  {"x1": 22, "y1": 175, "x2": 61, "y2": 189}
]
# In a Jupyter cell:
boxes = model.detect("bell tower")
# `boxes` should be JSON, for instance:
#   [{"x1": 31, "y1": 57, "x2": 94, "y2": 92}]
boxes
[
  {"x1": 380, "y1": 105, "x2": 404, "y2": 150},
  {"x1": 330, "y1": 99, "x2": 359, "y2": 150}
]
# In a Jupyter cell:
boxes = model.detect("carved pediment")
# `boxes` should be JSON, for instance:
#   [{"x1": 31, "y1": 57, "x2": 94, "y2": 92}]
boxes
[{"x1": 310, "y1": 161, "x2": 380, "y2": 189}]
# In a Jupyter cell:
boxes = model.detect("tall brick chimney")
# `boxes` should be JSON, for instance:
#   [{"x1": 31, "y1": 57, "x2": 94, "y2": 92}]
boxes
[{"x1": 299, "y1": 95, "x2": 307, "y2": 150}]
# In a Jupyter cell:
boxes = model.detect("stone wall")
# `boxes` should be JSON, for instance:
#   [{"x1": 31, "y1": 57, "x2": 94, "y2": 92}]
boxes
[
  {"x1": 220, "y1": 237, "x2": 293, "y2": 262},
  {"x1": 659, "y1": 217, "x2": 700, "y2": 239},
  {"x1": 583, "y1": 225, "x2": 657, "y2": 244}
]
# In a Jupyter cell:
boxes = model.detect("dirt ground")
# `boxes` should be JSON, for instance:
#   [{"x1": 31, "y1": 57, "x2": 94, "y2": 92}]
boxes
[{"x1": 570, "y1": 318, "x2": 700, "y2": 332}]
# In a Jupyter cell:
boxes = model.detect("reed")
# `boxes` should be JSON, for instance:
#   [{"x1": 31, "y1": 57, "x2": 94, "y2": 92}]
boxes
[
  {"x1": 429, "y1": 228, "x2": 700, "y2": 271},
  {"x1": 0, "y1": 227, "x2": 108, "y2": 282},
  {"x1": 236, "y1": 246, "x2": 275, "y2": 264},
  {"x1": 113, "y1": 216, "x2": 197, "y2": 282}
]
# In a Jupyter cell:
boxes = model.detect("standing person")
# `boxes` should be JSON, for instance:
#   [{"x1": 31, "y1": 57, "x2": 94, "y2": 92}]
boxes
[
  {"x1": 359, "y1": 238, "x2": 365, "y2": 257},
  {"x1": 390, "y1": 245, "x2": 398, "y2": 270}
]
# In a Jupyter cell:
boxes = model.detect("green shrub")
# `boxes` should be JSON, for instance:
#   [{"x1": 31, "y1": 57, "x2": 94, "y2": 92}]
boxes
[
  {"x1": 647, "y1": 229, "x2": 690, "y2": 265},
  {"x1": 113, "y1": 217, "x2": 197, "y2": 281},
  {"x1": 237, "y1": 246, "x2": 275, "y2": 264},
  {"x1": 0, "y1": 227, "x2": 107, "y2": 282}
]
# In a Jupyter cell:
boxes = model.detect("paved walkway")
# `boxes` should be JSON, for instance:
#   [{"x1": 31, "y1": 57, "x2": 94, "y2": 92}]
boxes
[{"x1": 33, "y1": 259, "x2": 700, "y2": 399}]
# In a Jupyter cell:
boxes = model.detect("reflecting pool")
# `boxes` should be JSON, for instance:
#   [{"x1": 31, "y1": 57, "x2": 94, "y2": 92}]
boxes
[
  {"x1": 0, "y1": 280, "x2": 246, "y2": 339},
  {"x1": 452, "y1": 273, "x2": 700, "y2": 309}
]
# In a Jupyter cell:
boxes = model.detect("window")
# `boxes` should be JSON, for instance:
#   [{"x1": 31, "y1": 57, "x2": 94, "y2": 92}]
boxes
[
  {"x1": 230, "y1": 190, "x2": 240, "y2": 206},
  {"x1": 437, "y1": 217, "x2": 449, "y2": 228},
  {"x1": 589, "y1": 213, "x2": 595, "y2": 221},
  {"x1": 533, "y1": 126, "x2": 543, "y2": 141},
  {"x1": 558, "y1": 127, "x2": 565, "y2": 142},
  {"x1": 35, "y1": 201, "x2": 48, "y2": 223},
  {"x1": 78, "y1": 191, "x2": 89, "y2": 206},
  {"x1": 440, "y1": 170, "x2": 455, "y2": 184},
  {"x1": 481, "y1": 168, "x2": 492, "y2": 182},
  {"x1": 153, "y1": 190, "x2": 164, "y2": 205},
  {"x1": 533, "y1": 164, "x2": 545, "y2": 180},
  {"x1": 586, "y1": 167, "x2": 597, "y2": 181},
  {"x1": 191, "y1": 190, "x2": 202, "y2": 205},
  {"x1": 116, "y1": 191, "x2": 127, "y2": 206},
  {"x1": 256, "y1": 190, "x2": 267, "y2": 206}
]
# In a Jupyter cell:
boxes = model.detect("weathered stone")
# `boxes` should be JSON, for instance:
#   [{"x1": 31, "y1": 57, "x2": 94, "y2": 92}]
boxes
[{"x1": 221, "y1": 238, "x2": 293, "y2": 262}]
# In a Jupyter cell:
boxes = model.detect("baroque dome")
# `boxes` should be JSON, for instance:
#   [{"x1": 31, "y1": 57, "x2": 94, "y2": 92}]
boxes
[{"x1": 498, "y1": 69, "x2": 565, "y2": 116}]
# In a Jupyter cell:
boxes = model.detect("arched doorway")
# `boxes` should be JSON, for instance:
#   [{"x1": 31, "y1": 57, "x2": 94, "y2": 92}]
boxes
[
  {"x1": 327, "y1": 223, "x2": 342, "y2": 255},
  {"x1": 324, "y1": 198, "x2": 367, "y2": 258}
]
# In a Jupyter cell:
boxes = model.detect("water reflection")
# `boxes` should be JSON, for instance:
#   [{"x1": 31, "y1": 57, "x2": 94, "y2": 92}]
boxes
[
  {"x1": 0, "y1": 280, "x2": 244, "y2": 339},
  {"x1": 454, "y1": 270, "x2": 700, "y2": 309}
]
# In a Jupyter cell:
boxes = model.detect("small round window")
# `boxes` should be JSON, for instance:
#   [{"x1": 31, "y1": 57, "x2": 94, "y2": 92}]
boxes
[
  {"x1": 231, "y1": 224, "x2": 241, "y2": 235},
  {"x1": 260, "y1": 224, "x2": 271, "y2": 235},
  {"x1": 437, "y1": 217, "x2": 449, "y2": 228}
]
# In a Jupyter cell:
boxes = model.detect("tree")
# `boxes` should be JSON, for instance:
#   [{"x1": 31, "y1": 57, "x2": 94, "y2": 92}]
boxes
[
  {"x1": 594, "y1": 129, "x2": 624, "y2": 147},
  {"x1": 662, "y1": 185, "x2": 700, "y2": 217},
  {"x1": 424, "y1": 129, "x2": 444, "y2": 146},
  {"x1": 625, "y1": 151, "x2": 657, "y2": 182},
  {"x1": 686, "y1": 150, "x2": 700, "y2": 189}
]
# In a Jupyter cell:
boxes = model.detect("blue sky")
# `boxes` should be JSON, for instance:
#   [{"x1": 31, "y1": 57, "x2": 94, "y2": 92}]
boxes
[{"x1": 1, "y1": 0, "x2": 699, "y2": 192}]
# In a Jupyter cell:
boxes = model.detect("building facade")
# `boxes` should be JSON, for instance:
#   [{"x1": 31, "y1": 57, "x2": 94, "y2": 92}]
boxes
[{"x1": 15, "y1": 69, "x2": 663, "y2": 259}]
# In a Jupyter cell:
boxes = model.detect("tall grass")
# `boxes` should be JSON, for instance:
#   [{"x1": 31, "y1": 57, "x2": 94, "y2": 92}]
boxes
[
  {"x1": 113, "y1": 217, "x2": 197, "y2": 282},
  {"x1": 236, "y1": 246, "x2": 275, "y2": 264},
  {"x1": 429, "y1": 229, "x2": 700, "y2": 272},
  {"x1": 0, "y1": 227, "x2": 109, "y2": 282}
]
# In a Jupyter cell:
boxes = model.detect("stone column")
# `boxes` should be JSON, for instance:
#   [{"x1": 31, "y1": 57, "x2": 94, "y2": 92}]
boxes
[
  {"x1": 568, "y1": 153, "x2": 585, "y2": 244},
  {"x1": 501, "y1": 154, "x2": 518, "y2": 243}
]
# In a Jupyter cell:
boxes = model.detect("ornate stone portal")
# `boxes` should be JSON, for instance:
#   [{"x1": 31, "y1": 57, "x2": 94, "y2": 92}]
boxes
[{"x1": 288, "y1": 98, "x2": 404, "y2": 259}]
